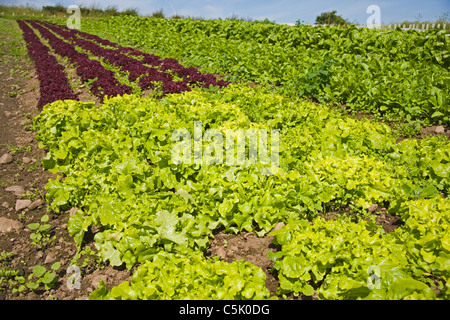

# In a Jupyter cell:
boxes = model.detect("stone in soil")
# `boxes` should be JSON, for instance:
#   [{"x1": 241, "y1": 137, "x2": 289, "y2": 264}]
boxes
[
  {"x1": 44, "y1": 253, "x2": 56, "y2": 264},
  {"x1": 22, "y1": 156, "x2": 32, "y2": 164},
  {"x1": 15, "y1": 199, "x2": 32, "y2": 211},
  {"x1": 272, "y1": 222, "x2": 285, "y2": 231},
  {"x1": 0, "y1": 153, "x2": 13, "y2": 164},
  {"x1": 434, "y1": 126, "x2": 445, "y2": 134},
  {"x1": 28, "y1": 199, "x2": 44, "y2": 210},
  {"x1": 0, "y1": 217, "x2": 23, "y2": 233},
  {"x1": 5, "y1": 185, "x2": 26, "y2": 197}
]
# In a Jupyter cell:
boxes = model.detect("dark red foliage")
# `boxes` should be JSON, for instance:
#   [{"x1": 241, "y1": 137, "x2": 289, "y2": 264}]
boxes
[
  {"x1": 27, "y1": 20, "x2": 132, "y2": 100},
  {"x1": 20, "y1": 19, "x2": 231, "y2": 103},
  {"x1": 162, "y1": 81, "x2": 191, "y2": 95},
  {"x1": 36, "y1": 21, "x2": 175, "y2": 91},
  {"x1": 17, "y1": 20, "x2": 79, "y2": 109},
  {"x1": 138, "y1": 68, "x2": 173, "y2": 90},
  {"x1": 35, "y1": 21, "x2": 231, "y2": 96}
]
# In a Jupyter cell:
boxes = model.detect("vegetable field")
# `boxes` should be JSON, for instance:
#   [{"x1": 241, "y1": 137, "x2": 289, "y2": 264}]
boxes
[
  {"x1": 78, "y1": 16, "x2": 449, "y2": 124},
  {"x1": 0, "y1": 16, "x2": 449, "y2": 301}
]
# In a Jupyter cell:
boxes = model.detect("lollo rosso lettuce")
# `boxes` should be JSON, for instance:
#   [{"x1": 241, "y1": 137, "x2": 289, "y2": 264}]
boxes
[
  {"x1": 31, "y1": 20, "x2": 230, "y2": 97},
  {"x1": 17, "y1": 20, "x2": 79, "y2": 108}
]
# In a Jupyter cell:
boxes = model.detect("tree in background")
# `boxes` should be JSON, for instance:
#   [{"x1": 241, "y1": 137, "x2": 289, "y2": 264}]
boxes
[
  {"x1": 315, "y1": 10, "x2": 348, "y2": 25},
  {"x1": 150, "y1": 9, "x2": 164, "y2": 18}
]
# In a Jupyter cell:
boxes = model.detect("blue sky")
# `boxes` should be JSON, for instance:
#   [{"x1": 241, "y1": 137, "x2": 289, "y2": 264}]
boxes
[{"x1": 5, "y1": 0, "x2": 450, "y2": 24}]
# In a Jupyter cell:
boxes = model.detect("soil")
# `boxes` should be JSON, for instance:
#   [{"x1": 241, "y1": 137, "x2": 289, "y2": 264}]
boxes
[
  {"x1": 417, "y1": 125, "x2": 450, "y2": 140},
  {"x1": 321, "y1": 203, "x2": 404, "y2": 234},
  {"x1": 206, "y1": 203, "x2": 404, "y2": 300},
  {"x1": 206, "y1": 230, "x2": 281, "y2": 297}
]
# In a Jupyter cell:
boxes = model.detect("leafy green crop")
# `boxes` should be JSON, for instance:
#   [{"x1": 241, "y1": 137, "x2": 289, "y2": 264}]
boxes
[
  {"x1": 270, "y1": 196, "x2": 450, "y2": 300},
  {"x1": 67, "y1": 16, "x2": 450, "y2": 124},
  {"x1": 90, "y1": 251, "x2": 272, "y2": 300},
  {"x1": 33, "y1": 84, "x2": 449, "y2": 299},
  {"x1": 12, "y1": 262, "x2": 62, "y2": 293},
  {"x1": 24, "y1": 263, "x2": 61, "y2": 291},
  {"x1": 28, "y1": 214, "x2": 55, "y2": 248}
]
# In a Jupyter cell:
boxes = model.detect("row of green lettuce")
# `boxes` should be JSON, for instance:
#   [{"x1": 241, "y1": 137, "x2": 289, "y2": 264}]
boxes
[
  {"x1": 92, "y1": 196, "x2": 450, "y2": 300},
  {"x1": 54, "y1": 16, "x2": 450, "y2": 125},
  {"x1": 32, "y1": 85, "x2": 449, "y2": 299},
  {"x1": 270, "y1": 196, "x2": 449, "y2": 299}
]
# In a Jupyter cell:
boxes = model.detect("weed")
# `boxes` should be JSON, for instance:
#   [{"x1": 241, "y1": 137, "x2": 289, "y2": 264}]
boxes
[
  {"x1": 26, "y1": 161, "x2": 40, "y2": 172},
  {"x1": 6, "y1": 143, "x2": 31, "y2": 154},
  {"x1": 0, "y1": 252, "x2": 21, "y2": 292},
  {"x1": 28, "y1": 214, "x2": 55, "y2": 248},
  {"x1": 14, "y1": 262, "x2": 61, "y2": 293},
  {"x1": 23, "y1": 188, "x2": 44, "y2": 201},
  {"x1": 8, "y1": 91, "x2": 19, "y2": 98},
  {"x1": 70, "y1": 246, "x2": 103, "y2": 270}
]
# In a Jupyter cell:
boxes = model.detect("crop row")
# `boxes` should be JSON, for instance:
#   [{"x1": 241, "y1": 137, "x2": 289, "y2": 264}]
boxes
[
  {"x1": 18, "y1": 18, "x2": 450, "y2": 300},
  {"x1": 18, "y1": 19, "x2": 230, "y2": 103},
  {"x1": 32, "y1": 20, "x2": 230, "y2": 96},
  {"x1": 25, "y1": 20, "x2": 133, "y2": 99},
  {"x1": 17, "y1": 20, "x2": 79, "y2": 108},
  {"x1": 33, "y1": 85, "x2": 450, "y2": 299},
  {"x1": 47, "y1": 21, "x2": 231, "y2": 91},
  {"x1": 77, "y1": 16, "x2": 449, "y2": 124}
]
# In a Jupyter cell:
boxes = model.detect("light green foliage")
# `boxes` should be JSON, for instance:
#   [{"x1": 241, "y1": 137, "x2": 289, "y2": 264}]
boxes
[
  {"x1": 28, "y1": 214, "x2": 55, "y2": 248},
  {"x1": 10, "y1": 262, "x2": 61, "y2": 293},
  {"x1": 395, "y1": 197, "x2": 450, "y2": 279},
  {"x1": 33, "y1": 85, "x2": 449, "y2": 299},
  {"x1": 0, "y1": 252, "x2": 20, "y2": 292},
  {"x1": 24, "y1": 262, "x2": 61, "y2": 291},
  {"x1": 74, "y1": 16, "x2": 449, "y2": 124},
  {"x1": 90, "y1": 251, "x2": 272, "y2": 300},
  {"x1": 270, "y1": 196, "x2": 450, "y2": 299}
]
